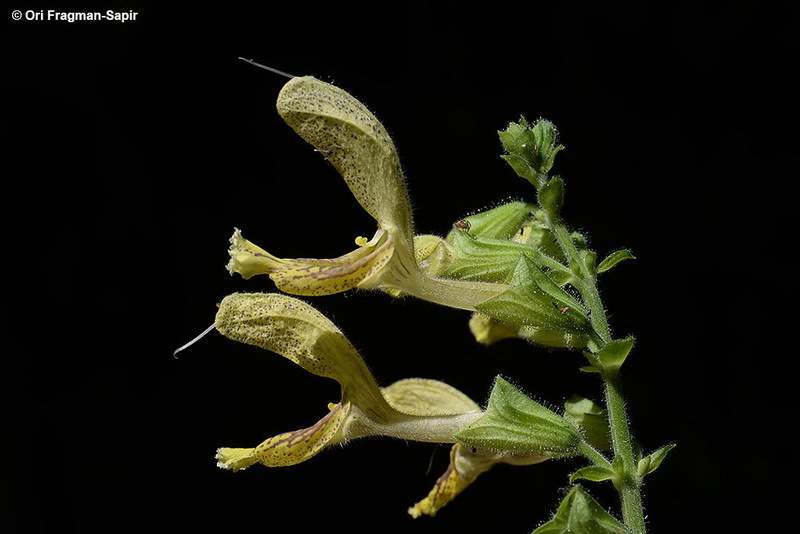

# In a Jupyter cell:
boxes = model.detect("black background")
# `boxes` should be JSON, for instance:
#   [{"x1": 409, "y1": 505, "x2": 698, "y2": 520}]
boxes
[{"x1": 2, "y1": 2, "x2": 796, "y2": 533}]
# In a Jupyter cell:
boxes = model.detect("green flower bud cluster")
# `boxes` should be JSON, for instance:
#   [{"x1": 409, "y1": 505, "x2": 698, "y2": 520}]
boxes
[{"x1": 498, "y1": 117, "x2": 564, "y2": 189}]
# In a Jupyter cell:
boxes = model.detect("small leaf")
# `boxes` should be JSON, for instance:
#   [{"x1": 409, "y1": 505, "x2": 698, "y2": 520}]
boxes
[
  {"x1": 597, "y1": 249, "x2": 636, "y2": 274},
  {"x1": 501, "y1": 153, "x2": 538, "y2": 183},
  {"x1": 529, "y1": 119, "x2": 565, "y2": 176},
  {"x1": 596, "y1": 337, "x2": 635, "y2": 374},
  {"x1": 637, "y1": 444, "x2": 676, "y2": 478},
  {"x1": 570, "y1": 465, "x2": 616, "y2": 484},
  {"x1": 498, "y1": 117, "x2": 532, "y2": 154},
  {"x1": 532, "y1": 486, "x2": 630, "y2": 534}
]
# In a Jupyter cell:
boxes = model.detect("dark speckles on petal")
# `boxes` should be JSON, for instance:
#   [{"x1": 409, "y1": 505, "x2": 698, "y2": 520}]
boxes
[{"x1": 276, "y1": 76, "x2": 413, "y2": 233}]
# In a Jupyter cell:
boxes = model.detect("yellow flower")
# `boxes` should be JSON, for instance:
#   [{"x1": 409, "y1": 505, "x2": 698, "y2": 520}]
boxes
[
  {"x1": 226, "y1": 76, "x2": 505, "y2": 311},
  {"x1": 213, "y1": 292, "x2": 484, "y2": 471},
  {"x1": 213, "y1": 292, "x2": 548, "y2": 517}
]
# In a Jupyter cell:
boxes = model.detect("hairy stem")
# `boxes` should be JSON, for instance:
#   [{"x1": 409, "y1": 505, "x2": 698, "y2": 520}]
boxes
[
  {"x1": 574, "y1": 278, "x2": 612, "y2": 345},
  {"x1": 604, "y1": 373, "x2": 645, "y2": 534},
  {"x1": 549, "y1": 218, "x2": 611, "y2": 344},
  {"x1": 548, "y1": 213, "x2": 645, "y2": 533}
]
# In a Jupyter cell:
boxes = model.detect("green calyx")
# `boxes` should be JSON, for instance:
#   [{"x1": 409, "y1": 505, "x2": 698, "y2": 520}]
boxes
[
  {"x1": 455, "y1": 377, "x2": 581, "y2": 457},
  {"x1": 475, "y1": 254, "x2": 597, "y2": 348},
  {"x1": 453, "y1": 201, "x2": 538, "y2": 240},
  {"x1": 442, "y1": 202, "x2": 568, "y2": 285}
]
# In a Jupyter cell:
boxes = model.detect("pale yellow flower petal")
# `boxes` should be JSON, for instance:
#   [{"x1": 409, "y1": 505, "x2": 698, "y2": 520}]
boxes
[
  {"x1": 226, "y1": 228, "x2": 274, "y2": 280},
  {"x1": 227, "y1": 228, "x2": 395, "y2": 296},
  {"x1": 217, "y1": 403, "x2": 350, "y2": 470},
  {"x1": 225, "y1": 222, "x2": 506, "y2": 310},
  {"x1": 213, "y1": 447, "x2": 257, "y2": 472},
  {"x1": 408, "y1": 444, "x2": 491, "y2": 518},
  {"x1": 220, "y1": 76, "x2": 512, "y2": 314},
  {"x1": 413, "y1": 235, "x2": 454, "y2": 278},
  {"x1": 231, "y1": 77, "x2": 510, "y2": 310},
  {"x1": 408, "y1": 443, "x2": 550, "y2": 518},
  {"x1": 382, "y1": 378, "x2": 480, "y2": 416},
  {"x1": 469, "y1": 312, "x2": 591, "y2": 348},
  {"x1": 214, "y1": 293, "x2": 391, "y2": 416},
  {"x1": 468, "y1": 313, "x2": 521, "y2": 345},
  {"x1": 277, "y1": 76, "x2": 414, "y2": 246}
]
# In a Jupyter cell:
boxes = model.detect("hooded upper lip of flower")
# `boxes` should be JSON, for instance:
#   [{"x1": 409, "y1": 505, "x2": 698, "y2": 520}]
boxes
[
  {"x1": 212, "y1": 292, "x2": 548, "y2": 517},
  {"x1": 225, "y1": 75, "x2": 506, "y2": 311}
]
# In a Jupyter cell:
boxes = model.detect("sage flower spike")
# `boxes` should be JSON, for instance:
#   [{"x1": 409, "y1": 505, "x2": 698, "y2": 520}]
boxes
[
  {"x1": 226, "y1": 76, "x2": 506, "y2": 311},
  {"x1": 213, "y1": 292, "x2": 484, "y2": 471}
]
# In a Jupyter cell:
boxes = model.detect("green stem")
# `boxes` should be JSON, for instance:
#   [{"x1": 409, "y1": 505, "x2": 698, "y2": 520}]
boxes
[
  {"x1": 548, "y1": 213, "x2": 645, "y2": 534},
  {"x1": 575, "y1": 277, "x2": 611, "y2": 345},
  {"x1": 604, "y1": 373, "x2": 645, "y2": 534},
  {"x1": 549, "y1": 216, "x2": 611, "y2": 344},
  {"x1": 549, "y1": 215, "x2": 583, "y2": 273}
]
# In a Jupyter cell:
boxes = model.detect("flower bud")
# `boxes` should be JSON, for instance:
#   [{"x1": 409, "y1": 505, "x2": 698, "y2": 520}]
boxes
[
  {"x1": 511, "y1": 209, "x2": 563, "y2": 260},
  {"x1": 563, "y1": 395, "x2": 611, "y2": 451},
  {"x1": 449, "y1": 202, "x2": 537, "y2": 240},
  {"x1": 468, "y1": 313, "x2": 590, "y2": 349},
  {"x1": 499, "y1": 117, "x2": 565, "y2": 188}
]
